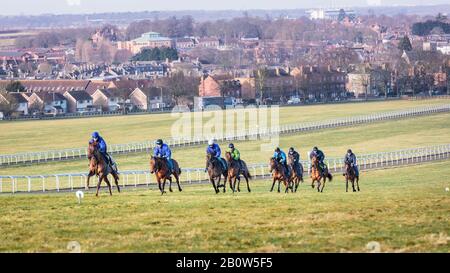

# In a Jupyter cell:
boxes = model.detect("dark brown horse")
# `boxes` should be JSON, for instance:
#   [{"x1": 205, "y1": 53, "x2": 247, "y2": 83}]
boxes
[
  {"x1": 149, "y1": 156, "x2": 182, "y2": 195},
  {"x1": 269, "y1": 157, "x2": 292, "y2": 193},
  {"x1": 310, "y1": 155, "x2": 333, "y2": 192},
  {"x1": 225, "y1": 152, "x2": 252, "y2": 193},
  {"x1": 206, "y1": 154, "x2": 228, "y2": 193},
  {"x1": 287, "y1": 154, "x2": 304, "y2": 192},
  {"x1": 344, "y1": 162, "x2": 360, "y2": 192},
  {"x1": 86, "y1": 141, "x2": 120, "y2": 196}
]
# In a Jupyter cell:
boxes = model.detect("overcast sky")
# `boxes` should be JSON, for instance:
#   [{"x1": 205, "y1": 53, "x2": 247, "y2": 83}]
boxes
[{"x1": 1, "y1": 0, "x2": 449, "y2": 16}]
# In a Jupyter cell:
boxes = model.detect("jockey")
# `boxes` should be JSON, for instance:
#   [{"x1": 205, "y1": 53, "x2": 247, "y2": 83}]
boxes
[
  {"x1": 288, "y1": 147, "x2": 301, "y2": 175},
  {"x1": 227, "y1": 143, "x2": 242, "y2": 169},
  {"x1": 206, "y1": 139, "x2": 227, "y2": 171},
  {"x1": 91, "y1": 132, "x2": 116, "y2": 173},
  {"x1": 310, "y1": 146, "x2": 326, "y2": 174},
  {"x1": 274, "y1": 147, "x2": 290, "y2": 178},
  {"x1": 153, "y1": 139, "x2": 173, "y2": 173},
  {"x1": 344, "y1": 149, "x2": 359, "y2": 177}
]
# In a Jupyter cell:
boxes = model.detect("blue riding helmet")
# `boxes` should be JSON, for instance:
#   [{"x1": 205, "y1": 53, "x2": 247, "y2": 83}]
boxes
[{"x1": 92, "y1": 132, "x2": 100, "y2": 140}]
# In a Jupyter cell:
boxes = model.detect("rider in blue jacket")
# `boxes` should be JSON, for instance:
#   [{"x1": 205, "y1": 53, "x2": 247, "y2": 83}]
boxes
[
  {"x1": 273, "y1": 147, "x2": 290, "y2": 178},
  {"x1": 206, "y1": 139, "x2": 227, "y2": 171},
  {"x1": 344, "y1": 149, "x2": 359, "y2": 177},
  {"x1": 153, "y1": 139, "x2": 173, "y2": 173},
  {"x1": 91, "y1": 132, "x2": 116, "y2": 173}
]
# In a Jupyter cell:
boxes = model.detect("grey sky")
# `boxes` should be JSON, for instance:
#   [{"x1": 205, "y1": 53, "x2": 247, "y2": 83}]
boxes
[{"x1": 1, "y1": 0, "x2": 449, "y2": 16}]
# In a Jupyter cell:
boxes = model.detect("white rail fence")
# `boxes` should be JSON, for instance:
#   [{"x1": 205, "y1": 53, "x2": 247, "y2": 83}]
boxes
[
  {"x1": 1, "y1": 104, "x2": 450, "y2": 167},
  {"x1": 1, "y1": 144, "x2": 449, "y2": 194}
]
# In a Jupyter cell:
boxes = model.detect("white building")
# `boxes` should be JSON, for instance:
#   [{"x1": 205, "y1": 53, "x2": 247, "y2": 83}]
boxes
[{"x1": 306, "y1": 8, "x2": 356, "y2": 20}]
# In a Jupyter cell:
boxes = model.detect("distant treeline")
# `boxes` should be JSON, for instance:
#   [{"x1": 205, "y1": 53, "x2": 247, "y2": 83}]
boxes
[
  {"x1": 412, "y1": 20, "x2": 450, "y2": 36},
  {"x1": 2, "y1": 5, "x2": 450, "y2": 29}
]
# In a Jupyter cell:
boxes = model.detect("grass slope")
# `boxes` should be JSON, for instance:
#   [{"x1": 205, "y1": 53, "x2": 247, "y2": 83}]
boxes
[{"x1": 0, "y1": 161, "x2": 449, "y2": 252}]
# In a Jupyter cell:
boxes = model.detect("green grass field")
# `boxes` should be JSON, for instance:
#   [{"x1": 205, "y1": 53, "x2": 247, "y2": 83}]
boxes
[
  {"x1": 2, "y1": 113, "x2": 449, "y2": 176},
  {"x1": 1, "y1": 99, "x2": 449, "y2": 253},
  {"x1": 0, "y1": 160, "x2": 449, "y2": 253},
  {"x1": 1, "y1": 99, "x2": 449, "y2": 154}
]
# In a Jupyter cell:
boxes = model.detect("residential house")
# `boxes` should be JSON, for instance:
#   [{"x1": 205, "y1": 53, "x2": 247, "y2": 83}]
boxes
[
  {"x1": 291, "y1": 66, "x2": 347, "y2": 100},
  {"x1": 92, "y1": 88, "x2": 129, "y2": 111},
  {"x1": 0, "y1": 92, "x2": 29, "y2": 115},
  {"x1": 199, "y1": 74, "x2": 241, "y2": 98},
  {"x1": 129, "y1": 87, "x2": 170, "y2": 110},
  {"x1": 347, "y1": 64, "x2": 391, "y2": 98},
  {"x1": 28, "y1": 92, "x2": 67, "y2": 115},
  {"x1": 63, "y1": 90, "x2": 97, "y2": 113}
]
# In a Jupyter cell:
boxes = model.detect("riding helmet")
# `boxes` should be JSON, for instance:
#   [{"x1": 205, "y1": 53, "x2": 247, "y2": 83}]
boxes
[
  {"x1": 289, "y1": 147, "x2": 294, "y2": 153},
  {"x1": 228, "y1": 143, "x2": 234, "y2": 149},
  {"x1": 155, "y1": 139, "x2": 163, "y2": 145},
  {"x1": 347, "y1": 149, "x2": 352, "y2": 154},
  {"x1": 208, "y1": 139, "x2": 215, "y2": 146},
  {"x1": 92, "y1": 131, "x2": 100, "y2": 139},
  {"x1": 313, "y1": 146, "x2": 318, "y2": 151},
  {"x1": 275, "y1": 147, "x2": 280, "y2": 152}
]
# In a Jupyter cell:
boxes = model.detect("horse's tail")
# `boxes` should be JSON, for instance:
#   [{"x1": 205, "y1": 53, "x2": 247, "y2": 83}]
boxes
[
  {"x1": 327, "y1": 172, "x2": 333, "y2": 181},
  {"x1": 241, "y1": 161, "x2": 252, "y2": 179}
]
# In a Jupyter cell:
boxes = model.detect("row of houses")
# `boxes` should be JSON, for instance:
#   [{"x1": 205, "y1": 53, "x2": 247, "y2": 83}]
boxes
[{"x1": 0, "y1": 79, "x2": 171, "y2": 116}]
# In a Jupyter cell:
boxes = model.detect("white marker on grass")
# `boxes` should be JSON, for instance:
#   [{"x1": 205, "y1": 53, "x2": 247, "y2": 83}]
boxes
[
  {"x1": 446, "y1": 187, "x2": 449, "y2": 192},
  {"x1": 76, "y1": 190, "x2": 84, "y2": 204}
]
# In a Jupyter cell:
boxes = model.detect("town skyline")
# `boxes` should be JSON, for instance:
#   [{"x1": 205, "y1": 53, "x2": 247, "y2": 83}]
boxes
[{"x1": 1, "y1": 0, "x2": 450, "y2": 16}]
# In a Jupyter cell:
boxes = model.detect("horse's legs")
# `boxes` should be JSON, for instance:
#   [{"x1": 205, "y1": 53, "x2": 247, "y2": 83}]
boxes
[
  {"x1": 243, "y1": 175, "x2": 251, "y2": 192},
  {"x1": 228, "y1": 176, "x2": 234, "y2": 193},
  {"x1": 321, "y1": 178, "x2": 325, "y2": 193},
  {"x1": 277, "y1": 179, "x2": 281, "y2": 193},
  {"x1": 174, "y1": 173, "x2": 182, "y2": 192},
  {"x1": 223, "y1": 174, "x2": 227, "y2": 193},
  {"x1": 346, "y1": 177, "x2": 349, "y2": 192},
  {"x1": 113, "y1": 173, "x2": 120, "y2": 193},
  {"x1": 210, "y1": 177, "x2": 218, "y2": 194},
  {"x1": 237, "y1": 176, "x2": 241, "y2": 192},
  {"x1": 270, "y1": 177, "x2": 276, "y2": 192},
  {"x1": 168, "y1": 176, "x2": 173, "y2": 192},
  {"x1": 86, "y1": 173, "x2": 91, "y2": 190},
  {"x1": 104, "y1": 176, "x2": 113, "y2": 196},
  {"x1": 356, "y1": 177, "x2": 360, "y2": 191},
  {"x1": 161, "y1": 178, "x2": 167, "y2": 195},
  {"x1": 351, "y1": 178, "x2": 356, "y2": 192},
  {"x1": 95, "y1": 176, "x2": 102, "y2": 197},
  {"x1": 317, "y1": 180, "x2": 321, "y2": 192}
]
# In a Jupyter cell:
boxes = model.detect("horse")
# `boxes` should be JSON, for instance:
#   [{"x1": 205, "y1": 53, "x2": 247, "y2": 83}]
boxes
[
  {"x1": 149, "y1": 156, "x2": 182, "y2": 195},
  {"x1": 269, "y1": 157, "x2": 293, "y2": 193},
  {"x1": 344, "y1": 162, "x2": 360, "y2": 192},
  {"x1": 310, "y1": 155, "x2": 333, "y2": 192},
  {"x1": 86, "y1": 141, "x2": 120, "y2": 196},
  {"x1": 206, "y1": 153, "x2": 228, "y2": 194},
  {"x1": 225, "y1": 151, "x2": 252, "y2": 193},
  {"x1": 287, "y1": 154, "x2": 304, "y2": 192}
]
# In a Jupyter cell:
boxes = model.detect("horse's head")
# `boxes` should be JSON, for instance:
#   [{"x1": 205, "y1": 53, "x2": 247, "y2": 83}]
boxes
[
  {"x1": 269, "y1": 157, "x2": 277, "y2": 172},
  {"x1": 345, "y1": 162, "x2": 355, "y2": 175},
  {"x1": 225, "y1": 151, "x2": 232, "y2": 161},
  {"x1": 312, "y1": 155, "x2": 318, "y2": 165},
  {"x1": 87, "y1": 140, "x2": 97, "y2": 159},
  {"x1": 149, "y1": 156, "x2": 158, "y2": 174}
]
